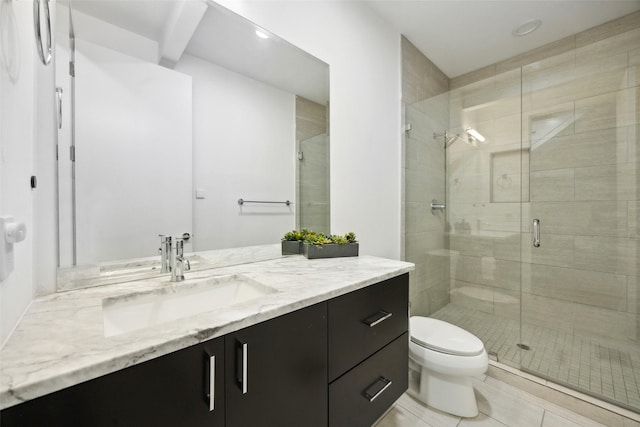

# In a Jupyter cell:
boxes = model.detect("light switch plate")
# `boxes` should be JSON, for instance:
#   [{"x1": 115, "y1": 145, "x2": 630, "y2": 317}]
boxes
[{"x1": 195, "y1": 188, "x2": 206, "y2": 199}]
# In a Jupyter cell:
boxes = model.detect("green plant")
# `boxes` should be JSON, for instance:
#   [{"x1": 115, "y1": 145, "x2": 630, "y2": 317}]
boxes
[
  {"x1": 305, "y1": 231, "x2": 357, "y2": 246},
  {"x1": 282, "y1": 228, "x2": 310, "y2": 241}
]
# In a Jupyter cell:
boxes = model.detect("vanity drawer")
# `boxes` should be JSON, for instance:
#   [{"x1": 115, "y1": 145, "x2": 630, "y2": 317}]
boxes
[
  {"x1": 329, "y1": 332, "x2": 408, "y2": 427},
  {"x1": 328, "y1": 273, "x2": 408, "y2": 381}
]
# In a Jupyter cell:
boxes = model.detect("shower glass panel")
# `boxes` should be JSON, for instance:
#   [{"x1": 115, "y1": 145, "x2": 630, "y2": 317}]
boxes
[
  {"x1": 431, "y1": 69, "x2": 524, "y2": 370},
  {"x1": 403, "y1": 18, "x2": 639, "y2": 413},
  {"x1": 295, "y1": 96, "x2": 330, "y2": 234},
  {"x1": 297, "y1": 132, "x2": 330, "y2": 233},
  {"x1": 522, "y1": 29, "x2": 640, "y2": 411}
]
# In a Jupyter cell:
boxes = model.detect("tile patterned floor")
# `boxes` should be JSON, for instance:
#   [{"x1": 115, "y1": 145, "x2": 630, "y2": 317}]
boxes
[
  {"x1": 430, "y1": 304, "x2": 640, "y2": 412},
  {"x1": 375, "y1": 367, "x2": 640, "y2": 427}
]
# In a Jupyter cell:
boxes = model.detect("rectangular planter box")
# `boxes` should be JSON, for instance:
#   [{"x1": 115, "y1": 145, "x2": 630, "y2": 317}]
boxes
[
  {"x1": 281, "y1": 240, "x2": 304, "y2": 255},
  {"x1": 303, "y1": 243, "x2": 359, "y2": 259}
]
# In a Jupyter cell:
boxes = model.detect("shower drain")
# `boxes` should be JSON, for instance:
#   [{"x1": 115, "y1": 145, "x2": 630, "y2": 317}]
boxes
[{"x1": 517, "y1": 343, "x2": 531, "y2": 350}]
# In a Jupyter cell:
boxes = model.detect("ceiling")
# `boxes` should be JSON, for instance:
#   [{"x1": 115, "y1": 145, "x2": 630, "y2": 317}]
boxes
[
  {"x1": 364, "y1": 0, "x2": 640, "y2": 78},
  {"x1": 67, "y1": 0, "x2": 640, "y2": 80}
]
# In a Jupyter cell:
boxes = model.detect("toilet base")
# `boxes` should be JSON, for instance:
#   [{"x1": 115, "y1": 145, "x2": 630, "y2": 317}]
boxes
[{"x1": 414, "y1": 366, "x2": 479, "y2": 418}]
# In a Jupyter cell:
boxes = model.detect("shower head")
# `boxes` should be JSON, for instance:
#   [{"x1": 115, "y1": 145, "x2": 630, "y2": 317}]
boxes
[
  {"x1": 433, "y1": 132, "x2": 463, "y2": 148},
  {"x1": 433, "y1": 131, "x2": 479, "y2": 148}
]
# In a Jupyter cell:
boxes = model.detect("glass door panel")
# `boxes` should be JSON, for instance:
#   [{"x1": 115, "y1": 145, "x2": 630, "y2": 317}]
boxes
[{"x1": 522, "y1": 31, "x2": 640, "y2": 411}]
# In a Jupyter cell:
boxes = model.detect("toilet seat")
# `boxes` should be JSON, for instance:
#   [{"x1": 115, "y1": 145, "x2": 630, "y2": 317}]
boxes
[{"x1": 410, "y1": 317, "x2": 484, "y2": 357}]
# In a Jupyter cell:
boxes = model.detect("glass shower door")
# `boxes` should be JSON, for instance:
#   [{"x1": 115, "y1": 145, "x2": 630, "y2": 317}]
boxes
[
  {"x1": 521, "y1": 30, "x2": 640, "y2": 411},
  {"x1": 439, "y1": 68, "x2": 524, "y2": 369}
]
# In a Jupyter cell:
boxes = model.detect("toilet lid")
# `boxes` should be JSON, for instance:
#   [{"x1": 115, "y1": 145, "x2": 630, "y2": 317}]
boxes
[{"x1": 410, "y1": 317, "x2": 485, "y2": 356}]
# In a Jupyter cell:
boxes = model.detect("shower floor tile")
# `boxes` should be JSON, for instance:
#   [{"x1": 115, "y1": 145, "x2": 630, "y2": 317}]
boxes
[{"x1": 431, "y1": 304, "x2": 640, "y2": 413}]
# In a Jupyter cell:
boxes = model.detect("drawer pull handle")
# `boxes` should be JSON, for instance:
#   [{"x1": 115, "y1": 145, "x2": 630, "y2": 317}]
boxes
[
  {"x1": 236, "y1": 340, "x2": 248, "y2": 394},
  {"x1": 363, "y1": 376, "x2": 392, "y2": 402},
  {"x1": 206, "y1": 355, "x2": 215, "y2": 411},
  {"x1": 363, "y1": 310, "x2": 392, "y2": 327}
]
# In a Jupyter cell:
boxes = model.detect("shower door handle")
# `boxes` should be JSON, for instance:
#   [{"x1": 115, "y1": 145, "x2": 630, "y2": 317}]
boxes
[
  {"x1": 56, "y1": 87, "x2": 63, "y2": 129},
  {"x1": 532, "y1": 219, "x2": 540, "y2": 248}
]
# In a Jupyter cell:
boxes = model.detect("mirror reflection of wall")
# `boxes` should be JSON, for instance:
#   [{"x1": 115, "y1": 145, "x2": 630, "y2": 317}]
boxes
[
  {"x1": 55, "y1": 1, "x2": 329, "y2": 275},
  {"x1": 296, "y1": 96, "x2": 329, "y2": 234}
]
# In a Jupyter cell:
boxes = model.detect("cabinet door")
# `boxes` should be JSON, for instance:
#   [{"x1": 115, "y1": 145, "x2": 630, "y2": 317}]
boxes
[
  {"x1": 1, "y1": 337, "x2": 225, "y2": 427},
  {"x1": 225, "y1": 302, "x2": 328, "y2": 427}
]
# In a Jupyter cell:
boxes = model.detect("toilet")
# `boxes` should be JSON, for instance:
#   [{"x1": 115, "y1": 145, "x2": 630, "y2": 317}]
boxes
[{"x1": 408, "y1": 316, "x2": 488, "y2": 417}]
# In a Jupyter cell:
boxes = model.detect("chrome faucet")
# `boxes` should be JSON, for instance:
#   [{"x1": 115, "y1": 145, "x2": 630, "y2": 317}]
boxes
[
  {"x1": 158, "y1": 235, "x2": 172, "y2": 273},
  {"x1": 171, "y1": 238, "x2": 191, "y2": 282}
]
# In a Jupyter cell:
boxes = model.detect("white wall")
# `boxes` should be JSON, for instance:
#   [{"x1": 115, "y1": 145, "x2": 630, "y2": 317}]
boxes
[
  {"x1": 0, "y1": 0, "x2": 49, "y2": 345},
  {"x1": 73, "y1": 39, "x2": 192, "y2": 264},
  {"x1": 175, "y1": 54, "x2": 296, "y2": 250},
  {"x1": 216, "y1": 0, "x2": 403, "y2": 259}
]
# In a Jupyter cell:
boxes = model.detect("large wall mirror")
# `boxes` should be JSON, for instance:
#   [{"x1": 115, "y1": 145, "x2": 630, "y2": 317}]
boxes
[{"x1": 55, "y1": 0, "x2": 329, "y2": 289}]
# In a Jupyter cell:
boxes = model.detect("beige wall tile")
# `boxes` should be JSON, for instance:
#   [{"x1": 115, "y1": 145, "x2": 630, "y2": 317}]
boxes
[
  {"x1": 448, "y1": 233, "x2": 494, "y2": 257},
  {"x1": 405, "y1": 104, "x2": 435, "y2": 143},
  {"x1": 630, "y1": 125, "x2": 639, "y2": 164},
  {"x1": 521, "y1": 263, "x2": 628, "y2": 311},
  {"x1": 493, "y1": 232, "x2": 523, "y2": 262},
  {"x1": 409, "y1": 288, "x2": 431, "y2": 317},
  {"x1": 521, "y1": 233, "x2": 575, "y2": 267},
  {"x1": 575, "y1": 88, "x2": 640, "y2": 134},
  {"x1": 532, "y1": 201, "x2": 628, "y2": 237},
  {"x1": 574, "y1": 235, "x2": 639, "y2": 276},
  {"x1": 450, "y1": 63, "x2": 496, "y2": 89},
  {"x1": 630, "y1": 47, "x2": 640, "y2": 88},
  {"x1": 531, "y1": 128, "x2": 626, "y2": 171},
  {"x1": 576, "y1": 11, "x2": 640, "y2": 48},
  {"x1": 450, "y1": 281, "x2": 495, "y2": 314},
  {"x1": 526, "y1": 105, "x2": 576, "y2": 145},
  {"x1": 462, "y1": 256, "x2": 521, "y2": 291},
  {"x1": 575, "y1": 163, "x2": 638, "y2": 201},
  {"x1": 630, "y1": 202, "x2": 640, "y2": 239},
  {"x1": 576, "y1": 26, "x2": 640, "y2": 61},
  {"x1": 494, "y1": 113, "x2": 522, "y2": 146},
  {"x1": 497, "y1": 36, "x2": 576, "y2": 75},
  {"x1": 531, "y1": 169, "x2": 575, "y2": 202},
  {"x1": 628, "y1": 275, "x2": 639, "y2": 314}
]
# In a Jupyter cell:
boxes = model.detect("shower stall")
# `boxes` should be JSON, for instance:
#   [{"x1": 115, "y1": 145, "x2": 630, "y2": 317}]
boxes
[{"x1": 403, "y1": 18, "x2": 640, "y2": 412}]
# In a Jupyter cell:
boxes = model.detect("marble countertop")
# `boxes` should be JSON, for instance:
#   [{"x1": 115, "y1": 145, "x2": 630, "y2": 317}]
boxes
[{"x1": 0, "y1": 252, "x2": 413, "y2": 410}]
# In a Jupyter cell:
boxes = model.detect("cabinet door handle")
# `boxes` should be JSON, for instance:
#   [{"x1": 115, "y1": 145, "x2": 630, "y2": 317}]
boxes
[
  {"x1": 206, "y1": 355, "x2": 215, "y2": 411},
  {"x1": 362, "y1": 310, "x2": 392, "y2": 327},
  {"x1": 236, "y1": 340, "x2": 248, "y2": 394},
  {"x1": 363, "y1": 376, "x2": 392, "y2": 402}
]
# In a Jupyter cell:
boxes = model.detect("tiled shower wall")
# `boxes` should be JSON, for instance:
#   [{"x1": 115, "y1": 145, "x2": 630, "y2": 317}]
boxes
[
  {"x1": 296, "y1": 96, "x2": 330, "y2": 233},
  {"x1": 402, "y1": 37, "x2": 450, "y2": 316},
  {"x1": 446, "y1": 12, "x2": 640, "y2": 346}
]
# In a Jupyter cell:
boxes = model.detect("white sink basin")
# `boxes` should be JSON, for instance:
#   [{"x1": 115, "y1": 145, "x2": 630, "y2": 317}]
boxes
[{"x1": 102, "y1": 274, "x2": 277, "y2": 337}]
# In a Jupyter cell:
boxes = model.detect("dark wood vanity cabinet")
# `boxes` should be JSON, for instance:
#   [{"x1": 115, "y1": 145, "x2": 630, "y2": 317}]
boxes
[
  {"x1": 1, "y1": 273, "x2": 408, "y2": 427},
  {"x1": 225, "y1": 302, "x2": 328, "y2": 427},
  {"x1": 328, "y1": 273, "x2": 409, "y2": 427},
  {"x1": 1, "y1": 336, "x2": 225, "y2": 427}
]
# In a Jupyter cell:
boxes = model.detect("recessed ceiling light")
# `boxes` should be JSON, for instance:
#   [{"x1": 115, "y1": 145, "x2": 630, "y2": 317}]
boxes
[
  {"x1": 255, "y1": 29, "x2": 269, "y2": 40},
  {"x1": 512, "y1": 19, "x2": 542, "y2": 37}
]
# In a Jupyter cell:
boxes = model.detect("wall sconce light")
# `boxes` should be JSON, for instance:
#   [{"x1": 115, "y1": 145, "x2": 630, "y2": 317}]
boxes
[{"x1": 465, "y1": 128, "x2": 486, "y2": 143}]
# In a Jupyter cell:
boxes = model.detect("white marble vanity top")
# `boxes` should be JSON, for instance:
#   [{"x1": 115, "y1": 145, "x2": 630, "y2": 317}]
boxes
[{"x1": 0, "y1": 251, "x2": 413, "y2": 410}]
